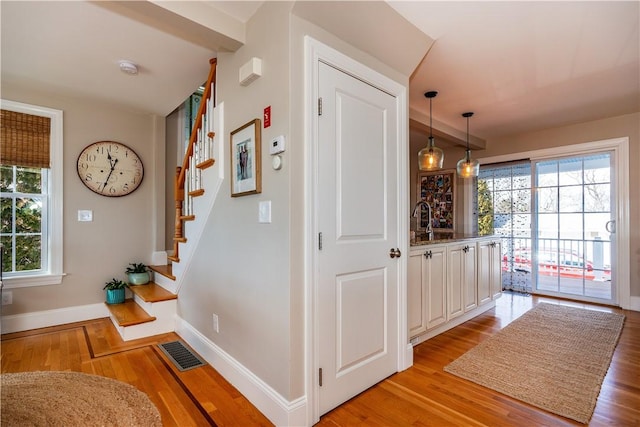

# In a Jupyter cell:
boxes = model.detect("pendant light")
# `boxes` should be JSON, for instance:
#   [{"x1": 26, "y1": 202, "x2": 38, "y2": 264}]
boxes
[
  {"x1": 456, "y1": 112, "x2": 480, "y2": 178},
  {"x1": 418, "y1": 91, "x2": 444, "y2": 171}
]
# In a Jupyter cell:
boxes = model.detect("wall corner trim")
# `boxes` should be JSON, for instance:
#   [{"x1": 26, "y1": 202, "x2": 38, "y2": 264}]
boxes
[
  {"x1": 0, "y1": 303, "x2": 110, "y2": 334},
  {"x1": 627, "y1": 296, "x2": 640, "y2": 312},
  {"x1": 175, "y1": 316, "x2": 308, "y2": 426}
]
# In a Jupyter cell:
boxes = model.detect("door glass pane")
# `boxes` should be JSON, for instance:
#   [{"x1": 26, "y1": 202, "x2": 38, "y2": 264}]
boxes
[
  {"x1": 559, "y1": 185, "x2": 582, "y2": 212},
  {"x1": 478, "y1": 162, "x2": 532, "y2": 293},
  {"x1": 533, "y1": 153, "x2": 613, "y2": 303},
  {"x1": 537, "y1": 187, "x2": 557, "y2": 213}
]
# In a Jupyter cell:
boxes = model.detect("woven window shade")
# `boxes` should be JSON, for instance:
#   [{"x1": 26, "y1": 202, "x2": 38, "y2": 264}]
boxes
[{"x1": 1, "y1": 109, "x2": 51, "y2": 168}]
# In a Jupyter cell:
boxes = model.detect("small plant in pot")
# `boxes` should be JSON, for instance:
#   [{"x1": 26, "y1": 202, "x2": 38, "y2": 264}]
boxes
[
  {"x1": 125, "y1": 263, "x2": 151, "y2": 285},
  {"x1": 104, "y1": 278, "x2": 128, "y2": 304}
]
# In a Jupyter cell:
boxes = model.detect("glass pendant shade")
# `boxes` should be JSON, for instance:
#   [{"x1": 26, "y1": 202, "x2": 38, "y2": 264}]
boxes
[
  {"x1": 419, "y1": 90, "x2": 444, "y2": 171},
  {"x1": 418, "y1": 136, "x2": 444, "y2": 171},
  {"x1": 457, "y1": 150, "x2": 480, "y2": 178},
  {"x1": 457, "y1": 111, "x2": 479, "y2": 178}
]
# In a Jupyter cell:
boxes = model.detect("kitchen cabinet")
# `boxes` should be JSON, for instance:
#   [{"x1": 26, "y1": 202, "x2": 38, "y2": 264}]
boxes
[
  {"x1": 408, "y1": 235, "x2": 499, "y2": 344},
  {"x1": 478, "y1": 238, "x2": 502, "y2": 304},
  {"x1": 408, "y1": 245, "x2": 447, "y2": 338},
  {"x1": 447, "y1": 242, "x2": 477, "y2": 317}
]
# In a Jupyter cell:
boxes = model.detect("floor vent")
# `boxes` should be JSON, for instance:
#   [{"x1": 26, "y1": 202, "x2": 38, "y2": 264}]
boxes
[{"x1": 158, "y1": 341, "x2": 206, "y2": 371}]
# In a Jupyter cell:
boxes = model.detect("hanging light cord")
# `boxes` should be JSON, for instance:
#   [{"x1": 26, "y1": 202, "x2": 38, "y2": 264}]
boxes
[{"x1": 429, "y1": 97, "x2": 433, "y2": 150}]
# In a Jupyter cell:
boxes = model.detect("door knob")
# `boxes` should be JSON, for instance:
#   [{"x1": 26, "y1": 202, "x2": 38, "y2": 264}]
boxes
[{"x1": 389, "y1": 248, "x2": 401, "y2": 258}]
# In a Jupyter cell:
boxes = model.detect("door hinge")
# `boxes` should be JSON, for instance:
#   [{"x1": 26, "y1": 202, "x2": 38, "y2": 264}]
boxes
[
  {"x1": 318, "y1": 97, "x2": 322, "y2": 116},
  {"x1": 318, "y1": 232, "x2": 323, "y2": 250},
  {"x1": 319, "y1": 368, "x2": 323, "y2": 387}
]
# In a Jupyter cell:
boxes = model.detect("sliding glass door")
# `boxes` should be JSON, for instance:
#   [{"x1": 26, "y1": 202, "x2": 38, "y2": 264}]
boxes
[
  {"x1": 533, "y1": 153, "x2": 614, "y2": 302},
  {"x1": 478, "y1": 151, "x2": 616, "y2": 304}
]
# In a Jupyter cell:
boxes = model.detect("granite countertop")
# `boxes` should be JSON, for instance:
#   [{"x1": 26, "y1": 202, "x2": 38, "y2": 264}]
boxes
[{"x1": 410, "y1": 233, "x2": 494, "y2": 246}]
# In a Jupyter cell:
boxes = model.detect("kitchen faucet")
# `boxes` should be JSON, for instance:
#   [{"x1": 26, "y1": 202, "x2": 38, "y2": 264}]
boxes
[{"x1": 412, "y1": 201, "x2": 433, "y2": 239}]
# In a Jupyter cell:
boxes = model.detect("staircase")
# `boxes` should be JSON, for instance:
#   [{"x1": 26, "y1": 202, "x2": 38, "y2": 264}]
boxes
[{"x1": 106, "y1": 59, "x2": 219, "y2": 341}]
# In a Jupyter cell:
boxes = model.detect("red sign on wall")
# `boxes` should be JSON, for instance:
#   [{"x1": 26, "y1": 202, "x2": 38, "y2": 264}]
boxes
[{"x1": 264, "y1": 106, "x2": 271, "y2": 128}]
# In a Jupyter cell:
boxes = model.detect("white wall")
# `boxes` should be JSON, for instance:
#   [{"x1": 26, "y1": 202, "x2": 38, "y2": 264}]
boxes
[
  {"x1": 1, "y1": 83, "x2": 160, "y2": 315},
  {"x1": 176, "y1": 1, "x2": 295, "y2": 399}
]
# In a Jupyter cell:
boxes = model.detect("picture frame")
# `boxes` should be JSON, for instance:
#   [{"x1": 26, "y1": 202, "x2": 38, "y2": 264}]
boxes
[
  {"x1": 417, "y1": 169, "x2": 456, "y2": 233},
  {"x1": 230, "y1": 118, "x2": 261, "y2": 197}
]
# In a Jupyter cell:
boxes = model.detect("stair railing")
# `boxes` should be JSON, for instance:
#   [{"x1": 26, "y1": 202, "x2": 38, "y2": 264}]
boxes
[{"x1": 169, "y1": 58, "x2": 217, "y2": 262}]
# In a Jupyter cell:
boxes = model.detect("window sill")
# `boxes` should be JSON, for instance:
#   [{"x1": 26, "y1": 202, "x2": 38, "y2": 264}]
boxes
[{"x1": 1, "y1": 273, "x2": 66, "y2": 289}]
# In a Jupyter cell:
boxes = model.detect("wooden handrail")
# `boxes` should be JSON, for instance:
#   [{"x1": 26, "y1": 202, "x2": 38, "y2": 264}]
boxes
[
  {"x1": 177, "y1": 58, "x2": 217, "y2": 190},
  {"x1": 171, "y1": 58, "x2": 217, "y2": 263}
]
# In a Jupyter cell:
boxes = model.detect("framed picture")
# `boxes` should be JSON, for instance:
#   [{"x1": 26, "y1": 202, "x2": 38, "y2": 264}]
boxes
[
  {"x1": 417, "y1": 169, "x2": 456, "y2": 233},
  {"x1": 230, "y1": 119, "x2": 261, "y2": 197}
]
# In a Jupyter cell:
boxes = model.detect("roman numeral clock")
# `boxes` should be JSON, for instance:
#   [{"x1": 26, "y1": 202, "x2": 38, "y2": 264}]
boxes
[{"x1": 77, "y1": 141, "x2": 144, "y2": 197}]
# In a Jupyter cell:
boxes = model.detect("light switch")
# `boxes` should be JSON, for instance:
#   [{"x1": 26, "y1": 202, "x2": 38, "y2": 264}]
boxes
[
  {"x1": 78, "y1": 210, "x2": 93, "y2": 222},
  {"x1": 258, "y1": 201, "x2": 271, "y2": 223}
]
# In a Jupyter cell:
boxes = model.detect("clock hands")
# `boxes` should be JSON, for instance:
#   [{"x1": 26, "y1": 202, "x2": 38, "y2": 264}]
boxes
[{"x1": 101, "y1": 155, "x2": 119, "y2": 193}]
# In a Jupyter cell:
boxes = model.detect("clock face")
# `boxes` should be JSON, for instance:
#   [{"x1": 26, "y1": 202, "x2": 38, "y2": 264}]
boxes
[{"x1": 77, "y1": 141, "x2": 144, "y2": 197}]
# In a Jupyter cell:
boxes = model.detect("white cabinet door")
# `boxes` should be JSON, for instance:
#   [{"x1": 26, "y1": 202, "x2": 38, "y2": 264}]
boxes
[
  {"x1": 448, "y1": 242, "x2": 477, "y2": 318},
  {"x1": 490, "y1": 240, "x2": 503, "y2": 300},
  {"x1": 408, "y1": 252, "x2": 426, "y2": 338},
  {"x1": 477, "y1": 240, "x2": 493, "y2": 306},
  {"x1": 463, "y1": 244, "x2": 477, "y2": 312},
  {"x1": 447, "y1": 245, "x2": 465, "y2": 319},
  {"x1": 478, "y1": 239, "x2": 503, "y2": 304},
  {"x1": 408, "y1": 246, "x2": 448, "y2": 337},
  {"x1": 425, "y1": 246, "x2": 447, "y2": 329}
]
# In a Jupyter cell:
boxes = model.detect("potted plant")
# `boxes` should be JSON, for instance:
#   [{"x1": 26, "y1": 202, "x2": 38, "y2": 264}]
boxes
[
  {"x1": 104, "y1": 278, "x2": 128, "y2": 304},
  {"x1": 125, "y1": 262, "x2": 151, "y2": 285}
]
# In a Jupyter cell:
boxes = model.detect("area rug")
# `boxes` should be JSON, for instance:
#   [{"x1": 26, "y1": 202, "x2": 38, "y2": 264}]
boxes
[
  {"x1": 444, "y1": 303, "x2": 625, "y2": 424},
  {"x1": 1, "y1": 371, "x2": 162, "y2": 426}
]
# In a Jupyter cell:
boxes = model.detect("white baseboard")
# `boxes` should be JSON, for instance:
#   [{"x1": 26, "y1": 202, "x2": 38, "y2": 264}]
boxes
[
  {"x1": 628, "y1": 296, "x2": 640, "y2": 311},
  {"x1": 175, "y1": 316, "x2": 309, "y2": 427},
  {"x1": 0, "y1": 303, "x2": 109, "y2": 334}
]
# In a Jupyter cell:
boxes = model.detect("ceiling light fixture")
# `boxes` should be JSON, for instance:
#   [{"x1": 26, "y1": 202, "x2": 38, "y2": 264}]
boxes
[
  {"x1": 118, "y1": 60, "x2": 138, "y2": 75},
  {"x1": 456, "y1": 112, "x2": 479, "y2": 178},
  {"x1": 418, "y1": 91, "x2": 444, "y2": 171}
]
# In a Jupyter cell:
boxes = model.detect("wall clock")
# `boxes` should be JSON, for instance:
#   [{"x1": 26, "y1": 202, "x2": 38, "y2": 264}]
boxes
[{"x1": 77, "y1": 141, "x2": 144, "y2": 197}]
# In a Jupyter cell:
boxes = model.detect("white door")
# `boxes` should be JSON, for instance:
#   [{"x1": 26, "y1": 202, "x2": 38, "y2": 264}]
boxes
[{"x1": 317, "y1": 61, "x2": 399, "y2": 415}]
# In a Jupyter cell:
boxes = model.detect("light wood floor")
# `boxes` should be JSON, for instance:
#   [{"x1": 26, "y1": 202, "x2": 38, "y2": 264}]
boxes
[{"x1": 2, "y1": 293, "x2": 638, "y2": 426}]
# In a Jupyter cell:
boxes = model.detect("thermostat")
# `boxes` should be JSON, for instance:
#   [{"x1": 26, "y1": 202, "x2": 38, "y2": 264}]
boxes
[{"x1": 269, "y1": 135, "x2": 285, "y2": 155}]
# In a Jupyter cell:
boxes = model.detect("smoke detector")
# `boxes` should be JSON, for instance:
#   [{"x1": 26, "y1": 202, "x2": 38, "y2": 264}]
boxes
[{"x1": 118, "y1": 60, "x2": 138, "y2": 75}]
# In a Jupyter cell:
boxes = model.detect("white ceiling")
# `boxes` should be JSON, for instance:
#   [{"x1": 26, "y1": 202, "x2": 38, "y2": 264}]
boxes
[{"x1": 1, "y1": 1, "x2": 638, "y2": 140}]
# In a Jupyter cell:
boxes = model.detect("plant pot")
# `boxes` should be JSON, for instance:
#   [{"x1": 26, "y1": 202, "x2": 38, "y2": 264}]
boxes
[
  {"x1": 127, "y1": 272, "x2": 150, "y2": 285},
  {"x1": 105, "y1": 288, "x2": 125, "y2": 305}
]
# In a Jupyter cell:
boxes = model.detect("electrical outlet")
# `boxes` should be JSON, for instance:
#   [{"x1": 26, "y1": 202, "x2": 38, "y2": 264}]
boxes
[
  {"x1": 212, "y1": 313, "x2": 219, "y2": 333},
  {"x1": 2, "y1": 290, "x2": 13, "y2": 305}
]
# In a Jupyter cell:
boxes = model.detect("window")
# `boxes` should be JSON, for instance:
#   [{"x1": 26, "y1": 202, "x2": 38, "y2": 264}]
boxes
[{"x1": 1, "y1": 99, "x2": 63, "y2": 288}]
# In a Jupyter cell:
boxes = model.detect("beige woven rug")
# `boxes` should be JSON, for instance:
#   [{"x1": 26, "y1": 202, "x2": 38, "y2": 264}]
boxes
[
  {"x1": 444, "y1": 303, "x2": 625, "y2": 424},
  {"x1": 1, "y1": 371, "x2": 162, "y2": 426}
]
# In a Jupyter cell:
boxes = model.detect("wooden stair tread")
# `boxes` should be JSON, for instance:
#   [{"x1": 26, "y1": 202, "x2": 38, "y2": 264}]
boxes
[
  {"x1": 179, "y1": 215, "x2": 195, "y2": 221},
  {"x1": 129, "y1": 282, "x2": 177, "y2": 303},
  {"x1": 188, "y1": 188, "x2": 204, "y2": 197},
  {"x1": 149, "y1": 264, "x2": 175, "y2": 280},
  {"x1": 196, "y1": 158, "x2": 215, "y2": 169},
  {"x1": 106, "y1": 299, "x2": 156, "y2": 327}
]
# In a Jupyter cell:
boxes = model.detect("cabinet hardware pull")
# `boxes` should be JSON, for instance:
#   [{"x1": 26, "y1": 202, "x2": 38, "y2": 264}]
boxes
[{"x1": 424, "y1": 250, "x2": 432, "y2": 259}]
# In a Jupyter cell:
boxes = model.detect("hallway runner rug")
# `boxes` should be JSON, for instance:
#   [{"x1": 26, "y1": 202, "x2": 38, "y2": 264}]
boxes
[{"x1": 444, "y1": 302, "x2": 625, "y2": 424}]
